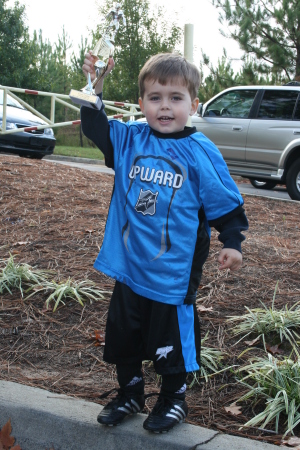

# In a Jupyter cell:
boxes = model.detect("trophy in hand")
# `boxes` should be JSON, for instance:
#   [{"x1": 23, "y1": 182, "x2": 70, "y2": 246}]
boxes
[{"x1": 69, "y1": 3, "x2": 126, "y2": 110}]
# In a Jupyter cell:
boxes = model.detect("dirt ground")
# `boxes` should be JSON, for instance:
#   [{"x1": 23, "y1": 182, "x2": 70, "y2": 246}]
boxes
[{"x1": 1, "y1": 154, "x2": 300, "y2": 446}]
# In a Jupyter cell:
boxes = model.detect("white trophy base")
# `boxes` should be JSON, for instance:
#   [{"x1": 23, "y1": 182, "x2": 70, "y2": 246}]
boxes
[{"x1": 69, "y1": 89, "x2": 102, "y2": 110}]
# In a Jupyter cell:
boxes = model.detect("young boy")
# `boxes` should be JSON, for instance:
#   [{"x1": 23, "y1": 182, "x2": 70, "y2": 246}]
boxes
[{"x1": 81, "y1": 52, "x2": 248, "y2": 433}]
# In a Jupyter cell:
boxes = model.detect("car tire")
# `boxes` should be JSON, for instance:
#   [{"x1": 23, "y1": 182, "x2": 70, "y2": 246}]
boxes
[
  {"x1": 286, "y1": 160, "x2": 300, "y2": 201},
  {"x1": 249, "y1": 179, "x2": 277, "y2": 190},
  {"x1": 26, "y1": 154, "x2": 45, "y2": 160}
]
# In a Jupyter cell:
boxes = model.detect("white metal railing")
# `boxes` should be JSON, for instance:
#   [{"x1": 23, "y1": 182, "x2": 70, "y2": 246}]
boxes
[{"x1": 0, "y1": 85, "x2": 142, "y2": 135}]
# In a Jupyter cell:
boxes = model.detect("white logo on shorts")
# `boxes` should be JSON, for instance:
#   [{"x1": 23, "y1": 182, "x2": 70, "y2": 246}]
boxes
[{"x1": 156, "y1": 346, "x2": 173, "y2": 361}]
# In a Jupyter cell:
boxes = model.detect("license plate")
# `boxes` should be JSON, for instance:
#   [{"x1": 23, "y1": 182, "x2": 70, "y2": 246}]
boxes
[{"x1": 29, "y1": 137, "x2": 44, "y2": 147}]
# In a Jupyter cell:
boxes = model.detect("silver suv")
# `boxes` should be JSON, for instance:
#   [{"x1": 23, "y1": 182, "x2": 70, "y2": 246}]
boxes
[{"x1": 192, "y1": 85, "x2": 300, "y2": 201}]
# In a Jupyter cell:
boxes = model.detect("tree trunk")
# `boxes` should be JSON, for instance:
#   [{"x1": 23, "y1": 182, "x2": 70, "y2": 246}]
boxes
[{"x1": 295, "y1": 45, "x2": 300, "y2": 81}]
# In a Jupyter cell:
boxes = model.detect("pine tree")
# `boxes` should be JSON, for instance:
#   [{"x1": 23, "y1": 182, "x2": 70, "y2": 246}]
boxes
[
  {"x1": 0, "y1": 0, "x2": 32, "y2": 86},
  {"x1": 212, "y1": 0, "x2": 300, "y2": 81}
]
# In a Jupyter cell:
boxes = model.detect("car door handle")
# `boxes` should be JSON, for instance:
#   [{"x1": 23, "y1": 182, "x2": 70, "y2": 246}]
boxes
[
  {"x1": 293, "y1": 130, "x2": 300, "y2": 135},
  {"x1": 232, "y1": 126, "x2": 243, "y2": 131}
]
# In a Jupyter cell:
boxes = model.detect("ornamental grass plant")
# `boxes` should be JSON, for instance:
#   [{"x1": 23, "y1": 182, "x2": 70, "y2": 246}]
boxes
[
  {"x1": 26, "y1": 278, "x2": 110, "y2": 311},
  {"x1": 188, "y1": 332, "x2": 225, "y2": 387},
  {"x1": 227, "y1": 283, "x2": 300, "y2": 351},
  {"x1": 0, "y1": 255, "x2": 50, "y2": 297},
  {"x1": 236, "y1": 353, "x2": 300, "y2": 436},
  {"x1": 200, "y1": 332, "x2": 225, "y2": 381}
]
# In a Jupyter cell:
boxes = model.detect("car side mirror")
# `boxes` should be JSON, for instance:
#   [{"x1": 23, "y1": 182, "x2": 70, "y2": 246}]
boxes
[{"x1": 197, "y1": 103, "x2": 203, "y2": 117}]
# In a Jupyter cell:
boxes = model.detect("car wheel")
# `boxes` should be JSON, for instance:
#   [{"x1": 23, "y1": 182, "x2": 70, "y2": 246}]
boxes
[
  {"x1": 249, "y1": 179, "x2": 277, "y2": 190},
  {"x1": 286, "y1": 160, "x2": 300, "y2": 201}
]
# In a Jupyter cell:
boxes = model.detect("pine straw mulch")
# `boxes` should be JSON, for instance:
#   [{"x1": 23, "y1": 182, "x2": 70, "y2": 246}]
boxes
[{"x1": 0, "y1": 154, "x2": 300, "y2": 447}]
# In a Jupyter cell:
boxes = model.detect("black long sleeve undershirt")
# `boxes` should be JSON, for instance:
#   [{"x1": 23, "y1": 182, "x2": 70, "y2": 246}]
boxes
[
  {"x1": 81, "y1": 95, "x2": 114, "y2": 167},
  {"x1": 213, "y1": 206, "x2": 248, "y2": 252}
]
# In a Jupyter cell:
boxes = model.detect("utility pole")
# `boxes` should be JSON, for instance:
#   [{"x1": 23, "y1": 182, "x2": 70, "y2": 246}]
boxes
[
  {"x1": 184, "y1": 24, "x2": 194, "y2": 126},
  {"x1": 184, "y1": 24, "x2": 194, "y2": 63}
]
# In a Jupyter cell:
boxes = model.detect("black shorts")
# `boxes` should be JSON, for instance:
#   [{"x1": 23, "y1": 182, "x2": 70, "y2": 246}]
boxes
[{"x1": 103, "y1": 282, "x2": 201, "y2": 375}]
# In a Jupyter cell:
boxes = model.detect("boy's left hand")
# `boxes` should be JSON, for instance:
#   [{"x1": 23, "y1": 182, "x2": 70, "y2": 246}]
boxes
[{"x1": 217, "y1": 248, "x2": 242, "y2": 271}]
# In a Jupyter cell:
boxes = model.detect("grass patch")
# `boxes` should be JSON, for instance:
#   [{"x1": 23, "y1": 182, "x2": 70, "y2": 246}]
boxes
[
  {"x1": 54, "y1": 146, "x2": 104, "y2": 160},
  {"x1": 236, "y1": 354, "x2": 300, "y2": 436}
]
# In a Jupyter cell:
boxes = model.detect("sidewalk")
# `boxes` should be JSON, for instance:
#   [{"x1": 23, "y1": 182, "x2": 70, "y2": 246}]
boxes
[
  {"x1": 0, "y1": 381, "x2": 280, "y2": 450},
  {"x1": 45, "y1": 154, "x2": 105, "y2": 165}
]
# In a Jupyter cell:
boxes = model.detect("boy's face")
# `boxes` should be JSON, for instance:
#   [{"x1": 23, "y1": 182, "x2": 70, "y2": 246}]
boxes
[{"x1": 138, "y1": 79, "x2": 199, "y2": 134}]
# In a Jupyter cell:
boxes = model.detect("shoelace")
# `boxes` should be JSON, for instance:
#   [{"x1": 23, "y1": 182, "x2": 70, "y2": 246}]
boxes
[
  {"x1": 99, "y1": 388, "x2": 132, "y2": 408},
  {"x1": 99, "y1": 387, "x2": 148, "y2": 409},
  {"x1": 99, "y1": 388, "x2": 177, "y2": 411},
  {"x1": 149, "y1": 395, "x2": 175, "y2": 415},
  {"x1": 99, "y1": 387, "x2": 119, "y2": 400},
  {"x1": 99, "y1": 387, "x2": 158, "y2": 400}
]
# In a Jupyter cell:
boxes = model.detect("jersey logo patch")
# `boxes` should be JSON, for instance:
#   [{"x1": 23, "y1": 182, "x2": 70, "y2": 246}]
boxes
[
  {"x1": 155, "y1": 346, "x2": 173, "y2": 361},
  {"x1": 135, "y1": 189, "x2": 158, "y2": 216}
]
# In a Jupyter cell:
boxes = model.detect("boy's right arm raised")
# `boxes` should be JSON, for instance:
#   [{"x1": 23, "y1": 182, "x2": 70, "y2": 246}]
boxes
[
  {"x1": 82, "y1": 51, "x2": 115, "y2": 96},
  {"x1": 80, "y1": 52, "x2": 115, "y2": 166}
]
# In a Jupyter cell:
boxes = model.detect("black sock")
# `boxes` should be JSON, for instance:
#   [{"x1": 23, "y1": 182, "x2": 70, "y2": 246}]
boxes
[
  {"x1": 161, "y1": 373, "x2": 187, "y2": 400},
  {"x1": 116, "y1": 363, "x2": 144, "y2": 395}
]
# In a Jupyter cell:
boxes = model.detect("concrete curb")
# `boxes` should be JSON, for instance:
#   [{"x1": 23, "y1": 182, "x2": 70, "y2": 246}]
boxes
[{"x1": 0, "y1": 381, "x2": 280, "y2": 450}]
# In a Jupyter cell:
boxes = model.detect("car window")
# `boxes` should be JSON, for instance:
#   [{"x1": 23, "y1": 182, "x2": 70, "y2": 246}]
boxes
[
  {"x1": 203, "y1": 89, "x2": 257, "y2": 119},
  {"x1": 292, "y1": 97, "x2": 300, "y2": 120},
  {"x1": 257, "y1": 90, "x2": 299, "y2": 120},
  {"x1": 0, "y1": 90, "x2": 25, "y2": 109}
]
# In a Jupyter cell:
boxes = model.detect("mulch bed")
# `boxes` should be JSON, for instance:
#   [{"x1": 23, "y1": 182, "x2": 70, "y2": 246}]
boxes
[{"x1": 1, "y1": 154, "x2": 300, "y2": 446}]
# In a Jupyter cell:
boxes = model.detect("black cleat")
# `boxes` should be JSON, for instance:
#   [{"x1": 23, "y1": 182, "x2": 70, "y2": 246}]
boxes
[
  {"x1": 97, "y1": 388, "x2": 145, "y2": 426},
  {"x1": 143, "y1": 395, "x2": 188, "y2": 433}
]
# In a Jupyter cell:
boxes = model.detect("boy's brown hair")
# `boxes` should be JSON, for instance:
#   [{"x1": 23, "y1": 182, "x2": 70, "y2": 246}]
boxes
[{"x1": 138, "y1": 53, "x2": 201, "y2": 100}]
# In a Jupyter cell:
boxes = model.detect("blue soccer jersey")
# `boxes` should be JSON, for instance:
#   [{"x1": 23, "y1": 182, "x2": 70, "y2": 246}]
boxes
[{"x1": 89, "y1": 119, "x2": 246, "y2": 305}]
